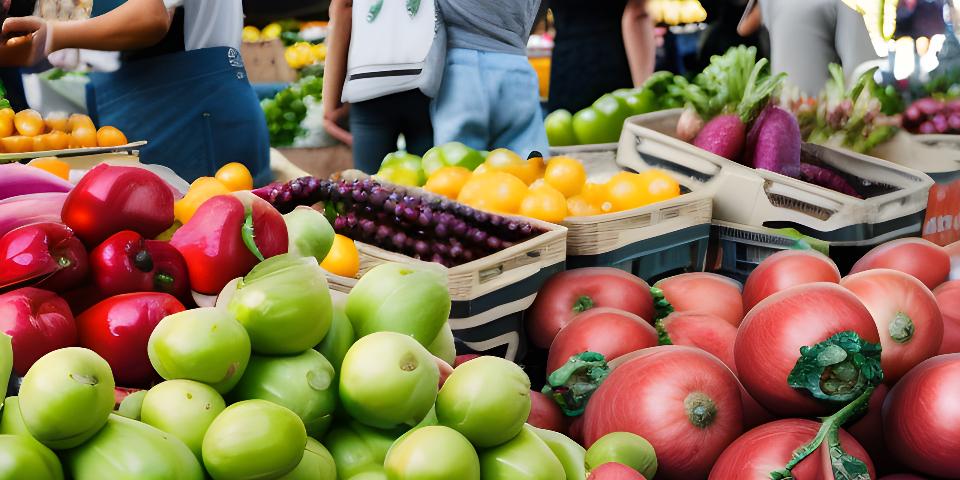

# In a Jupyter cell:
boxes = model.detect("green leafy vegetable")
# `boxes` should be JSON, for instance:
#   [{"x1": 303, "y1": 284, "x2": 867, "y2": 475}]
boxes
[
  {"x1": 541, "y1": 352, "x2": 610, "y2": 417},
  {"x1": 787, "y1": 331, "x2": 883, "y2": 403},
  {"x1": 650, "y1": 287, "x2": 674, "y2": 322}
]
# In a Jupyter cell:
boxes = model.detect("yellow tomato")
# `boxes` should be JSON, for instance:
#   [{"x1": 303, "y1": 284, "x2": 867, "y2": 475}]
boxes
[
  {"x1": 96, "y1": 126, "x2": 128, "y2": 148},
  {"x1": 604, "y1": 172, "x2": 649, "y2": 212},
  {"x1": 637, "y1": 169, "x2": 681, "y2": 205},
  {"x1": 543, "y1": 156, "x2": 586, "y2": 198},
  {"x1": 0, "y1": 135, "x2": 34, "y2": 153},
  {"x1": 321, "y1": 234, "x2": 360, "y2": 278},
  {"x1": 457, "y1": 171, "x2": 529, "y2": 214},
  {"x1": 519, "y1": 183, "x2": 568, "y2": 223},
  {"x1": 261, "y1": 23, "x2": 282, "y2": 40},
  {"x1": 43, "y1": 131, "x2": 71, "y2": 151},
  {"x1": 0, "y1": 108, "x2": 14, "y2": 137},
  {"x1": 215, "y1": 162, "x2": 254, "y2": 191},
  {"x1": 484, "y1": 148, "x2": 541, "y2": 185},
  {"x1": 423, "y1": 166, "x2": 472, "y2": 199},
  {"x1": 242, "y1": 26, "x2": 261, "y2": 43},
  {"x1": 566, "y1": 195, "x2": 603, "y2": 217},
  {"x1": 27, "y1": 157, "x2": 70, "y2": 180},
  {"x1": 45, "y1": 113, "x2": 69, "y2": 133},
  {"x1": 68, "y1": 114, "x2": 95, "y2": 132},
  {"x1": 14, "y1": 109, "x2": 44, "y2": 137},
  {"x1": 69, "y1": 126, "x2": 98, "y2": 148},
  {"x1": 174, "y1": 177, "x2": 231, "y2": 224}
]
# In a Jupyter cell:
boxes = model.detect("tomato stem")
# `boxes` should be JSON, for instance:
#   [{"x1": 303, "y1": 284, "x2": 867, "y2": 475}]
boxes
[
  {"x1": 888, "y1": 312, "x2": 915, "y2": 344},
  {"x1": 572, "y1": 295, "x2": 594, "y2": 313},
  {"x1": 684, "y1": 392, "x2": 717, "y2": 429},
  {"x1": 133, "y1": 250, "x2": 153, "y2": 272},
  {"x1": 650, "y1": 287, "x2": 675, "y2": 321},
  {"x1": 154, "y1": 272, "x2": 175, "y2": 290},
  {"x1": 56, "y1": 256, "x2": 72, "y2": 269},
  {"x1": 655, "y1": 319, "x2": 673, "y2": 345},
  {"x1": 769, "y1": 386, "x2": 875, "y2": 480},
  {"x1": 541, "y1": 351, "x2": 610, "y2": 417}
]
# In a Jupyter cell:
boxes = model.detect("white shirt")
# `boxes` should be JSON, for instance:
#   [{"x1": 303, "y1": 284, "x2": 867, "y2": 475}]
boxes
[{"x1": 163, "y1": 0, "x2": 243, "y2": 51}]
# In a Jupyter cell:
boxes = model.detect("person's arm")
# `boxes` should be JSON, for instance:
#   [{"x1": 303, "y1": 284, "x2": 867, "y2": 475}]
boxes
[
  {"x1": 322, "y1": 0, "x2": 353, "y2": 145},
  {"x1": 737, "y1": 1, "x2": 761, "y2": 37},
  {"x1": 622, "y1": 0, "x2": 655, "y2": 87}
]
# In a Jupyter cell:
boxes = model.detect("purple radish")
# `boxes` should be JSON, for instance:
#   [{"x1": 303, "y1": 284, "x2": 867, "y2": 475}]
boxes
[
  {"x1": 904, "y1": 105, "x2": 922, "y2": 127},
  {"x1": 748, "y1": 106, "x2": 801, "y2": 178},
  {"x1": 919, "y1": 121, "x2": 937, "y2": 134},
  {"x1": 693, "y1": 114, "x2": 746, "y2": 161},
  {"x1": 933, "y1": 114, "x2": 949, "y2": 133},
  {"x1": 913, "y1": 97, "x2": 944, "y2": 116},
  {"x1": 742, "y1": 106, "x2": 774, "y2": 166},
  {"x1": 948, "y1": 114, "x2": 960, "y2": 132},
  {"x1": 799, "y1": 163, "x2": 862, "y2": 198}
]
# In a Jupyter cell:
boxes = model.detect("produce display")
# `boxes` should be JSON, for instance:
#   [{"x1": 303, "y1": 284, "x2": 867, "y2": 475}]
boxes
[
  {"x1": 243, "y1": 21, "x2": 328, "y2": 71},
  {"x1": 902, "y1": 97, "x2": 960, "y2": 134},
  {"x1": 261, "y1": 75, "x2": 325, "y2": 147},
  {"x1": 0, "y1": 109, "x2": 128, "y2": 154},
  {"x1": 646, "y1": 0, "x2": 707, "y2": 26}
]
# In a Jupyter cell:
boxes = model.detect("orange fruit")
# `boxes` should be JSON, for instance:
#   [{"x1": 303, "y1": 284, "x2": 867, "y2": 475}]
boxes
[
  {"x1": 96, "y1": 126, "x2": 128, "y2": 147},
  {"x1": 174, "y1": 177, "x2": 231, "y2": 224},
  {"x1": 28, "y1": 157, "x2": 70, "y2": 180},
  {"x1": 14, "y1": 109, "x2": 44, "y2": 137},
  {"x1": 566, "y1": 195, "x2": 603, "y2": 217},
  {"x1": 45, "y1": 113, "x2": 69, "y2": 132},
  {"x1": 68, "y1": 114, "x2": 95, "y2": 132},
  {"x1": 69, "y1": 126, "x2": 98, "y2": 148},
  {"x1": 33, "y1": 134, "x2": 51, "y2": 152},
  {"x1": 457, "y1": 171, "x2": 529, "y2": 214},
  {"x1": 484, "y1": 149, "x2": 541, "y2": 185},
  {"x1": 544, "y1": 156, "x2": 587, "y2": 198},
  {"x1": 0, "y1": 108, "x2": 14, "y2": 137},
  {"x1": 0, "y1": 136, "x2": 35, "y2": 153},
  {"x1": 44, "y1": 130, "x2": 71, "y2": 151},
  {"x1": 519, "y1": 183, "x2": 568, "y2": 223},
  {"x1": 214, "y1": 162, "x2": 254, "y2": 191},
  {"x1": 423, "y1": 166, "x2": 472, "y2": 199},
  {"x1": 321, "y1": 234, "x2": 360, "y2": 278},
  {"x1": 636, "y1": 169, "x2": 681, "y2": 204}
]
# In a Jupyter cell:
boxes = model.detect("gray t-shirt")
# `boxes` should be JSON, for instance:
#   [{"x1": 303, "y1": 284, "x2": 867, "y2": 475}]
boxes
[{"x1": 438, "y1": 0, "x2": 541, "y2": 55}]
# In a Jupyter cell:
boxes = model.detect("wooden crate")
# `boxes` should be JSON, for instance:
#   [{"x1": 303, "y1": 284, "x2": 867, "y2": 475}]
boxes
[{"x1": 241, "y1": 40, "x2": 297, "y2": 84}]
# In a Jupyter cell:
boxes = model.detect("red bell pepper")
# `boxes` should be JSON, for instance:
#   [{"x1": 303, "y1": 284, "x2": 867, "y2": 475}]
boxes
[
  {"x1": 61, "y1": 164, "x2": 175, "y2": 246},
  {"x1": 170, "y1": 192, "x2": 288, "y2": 295},
  {"x1": 90, "y1": 230, "x2": 190, "y2": 301},
  {"x1": 76, "y1": 293, "x2": 185, "y2": 387},
  {"x1": 0, "y1": 222, "x2": 88, "y2": 292},
  {"x1": 0, "y1": 287, "x2": 77, "y2": 376}
]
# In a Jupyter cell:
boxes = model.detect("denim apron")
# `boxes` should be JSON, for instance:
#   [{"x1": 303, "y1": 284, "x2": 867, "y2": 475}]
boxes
[{"x1": 86, "y1": 1, "x2": 271, "y2": 186}]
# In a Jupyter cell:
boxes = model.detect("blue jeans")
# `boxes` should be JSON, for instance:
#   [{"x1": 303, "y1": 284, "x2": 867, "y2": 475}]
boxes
[{"x1": 432, "y1": 48, "x2": 549, "y2": 158}]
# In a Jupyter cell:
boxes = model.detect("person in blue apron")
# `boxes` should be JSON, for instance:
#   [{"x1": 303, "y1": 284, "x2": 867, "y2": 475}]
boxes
[{"x1": 1, "y1": 0, "x2": 271, "y2": 185}]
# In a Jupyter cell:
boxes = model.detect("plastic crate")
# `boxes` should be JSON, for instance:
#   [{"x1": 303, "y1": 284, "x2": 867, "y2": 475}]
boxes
[
  {"x1": 620, "y1": 109, "x2": 934, "y2": 245},
  {"x1": 326, "y1": 171, "x2": 568, "y2": 363},
  {"x1": 872, "y1": 133, "x2": 960, "y2": 184}
]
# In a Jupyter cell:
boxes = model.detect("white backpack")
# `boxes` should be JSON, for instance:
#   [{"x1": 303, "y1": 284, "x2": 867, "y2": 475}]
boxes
[{"x1": 342, "y1": 0, "x2": 446, "y2": 103}]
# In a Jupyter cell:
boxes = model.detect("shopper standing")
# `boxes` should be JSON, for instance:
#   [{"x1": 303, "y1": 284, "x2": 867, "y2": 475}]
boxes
[
  {"x1": 323, "y1": 0, "x2": 444, "y2": 173},
  {"x1": 431, "y1": 0, "x2": 548, "y2": 157},
  {"x1": 2, "y1": 0, "x2": 271, "y2": 185},
  {"x1": 547, "y1": 0, "x2": 656, "y2": 114}
]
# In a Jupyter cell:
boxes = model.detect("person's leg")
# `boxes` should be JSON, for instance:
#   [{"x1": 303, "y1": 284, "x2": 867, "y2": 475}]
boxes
[
  {"x1": 430, "y1": 49, "x2": 491, "y2": 152},
  {"x1": 398, "y1": 89, "x2": 435, "y2": 157},
  {"x1": 484, "y1": 51, "x2": 550, "y2": 158},
  {"x1": 350, "y1": 97, "x2": 401, "y2": 174}
]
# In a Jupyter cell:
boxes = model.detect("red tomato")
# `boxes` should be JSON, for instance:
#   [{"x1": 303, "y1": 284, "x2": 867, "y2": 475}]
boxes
[
  {"x1": 454, "y1": 354, "x2": 479, "y2": 367},
  {"x1": 583, "y1": 346, "x2": 744, "y2": 480},
  {"x1": 435, "y1": 355, "x2": 453, "y2": 388},
  {"x1": 0, "y1": 288, "x2": 76, "y2": 376},
  {"x1": 735, "y1": 283, "x2": 881, "y2": 417},
  {"x1": 568, "y1": 415, "x2": 585, "y2": 444},
  {"x1": 528, "y1": 390, "x2": 567, "y2": 433},
  {"x1": 76, "y1": 293, "x2": 185, "y2": 387},
  {"x1": 841, "y1": 269, "x2": 944, "y2": 383},
  {"x1": 528, "y1": 268, "x2": 654, "y2": 348},
  {"x1": 850, "y1": 238, "x2": 949, "y2": 290},
  {"x1": 658, "y1": 311, "x2": 737, "y2": 373},
  {"x1": 546, "y1": 307, "x2": 657, "y2": 374},
  {"x1": 946, "y1": 239, "x2": 960, "y2": 281},
  {"x1": 654, "y1": 272, "x2": 744, "y2": 326},
  {"x1": 739, "y1": 383, "x2": 775, "y2": 430},
  {"x1": 882, "y1": 353, "x2": 960, "y2": 478},
  {"x1": 708, "y1": 419, "x2": 875, "y2": 480},
  {"x1": 588, "y1": 462, "x2": 647, "y2": 480},
  {"x1": 934, "y1": 281, "x2": 960, "y2": 355},
  {"x1": 742, "y1": 250, "x2": 840, "y2": 313}
]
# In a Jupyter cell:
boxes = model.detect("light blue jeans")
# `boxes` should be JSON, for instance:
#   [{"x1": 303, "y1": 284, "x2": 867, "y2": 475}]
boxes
[{"x1": 431, "y1": 48, "x2": 550, "y2": 158}]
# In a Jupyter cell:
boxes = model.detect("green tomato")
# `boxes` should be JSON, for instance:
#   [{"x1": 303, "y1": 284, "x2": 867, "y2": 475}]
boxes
[
  {"x1": 140, "y1": 380, "x2": 226, "y2": 460},
  {"x1": 285, "y1": 206, "x2": 335, "y2": 264},
  {"x1": 147, "y1": 307, "x2": 251, "y2": 394},
  {"x1": 426, "y1": 323, "x2": 456, "y2": 366},
  {"x1": 573, "y1": 107, "x2": 613, "y2": 145},
  {"x1": 322, "y1": 420, "x2": 405, "y2": 479},
  {"x1": 230, "y1": 350, "x2": 337, "y2": 438},
  {"x1": 436, "y1": 356, "x2": 531, "y2": 448},
  {"x1": 421, "y1": 142, "x2": 485, "y2": 176},
  {"x1": 202, "y1": 400, "x2": 307, "y2": 480},
  {"x1": 478, "y1": 424, "x2": 565, "y2": 480},
  {"x1": 339, "y1": 332, "x2": 438, "y2": 429},
  {"x1": 277, "y1": 437, "x2": 337, "y2": 480},
  {"x1": 228, "y1": 254, "x2": 333, "y2": 355},
  {"x1": 0, "y1": 434, "x2": 62, "y2": 480},
  {"x1": 19, "y1": 348, "x2": 115, "y2": 449},
  {"x1": 384, "y1": 425, "x2": 480, "y2": 480},
  {"x1": 0, "y1": 333, "x2": 10, "y2": 410},
  {"x1": 0, "y1": 396, "x2": 31, "y2": 438},
  {"x1": 613, "y1": 88, "x2": 658, "y2": 116},
  {"x1": 380, "y1": 150, "x2": 423, "y2": 173},
  {"x1": 62, "y1": 414, "x2": 203, "y2": 480},
  {"x1": 315, "y1": 302, "x2": 355, "y2": 377},
  {"x1": 584, "y1": 431, "x2": 658, "y2": 479},
  {"x1": 351, "y1": 467, "x2": 389, "y2": 480},
  {"x1": 116, "y1": 390, "x2": 147, "y2": 420},
  {"x1": 345, "y1": 263, "x2": 450, "y2": 346},
  {"x1": 375, "y1": 165, "x2": 425, "y2": 187},
  {"x1": 529, "y1": 425, "x2": 586, "y2": 480},
  {"x1": 544, "y1": 109, "x2": 579, "y2": 147}
]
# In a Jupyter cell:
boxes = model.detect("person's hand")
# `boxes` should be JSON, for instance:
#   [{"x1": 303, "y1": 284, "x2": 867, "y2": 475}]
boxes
[
  {"x1": 0, "y1": 16, "x2": 52, "y2": 67},
  {"x1": 323, "y1": 102, "x2": 353, "y2": 146}
]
